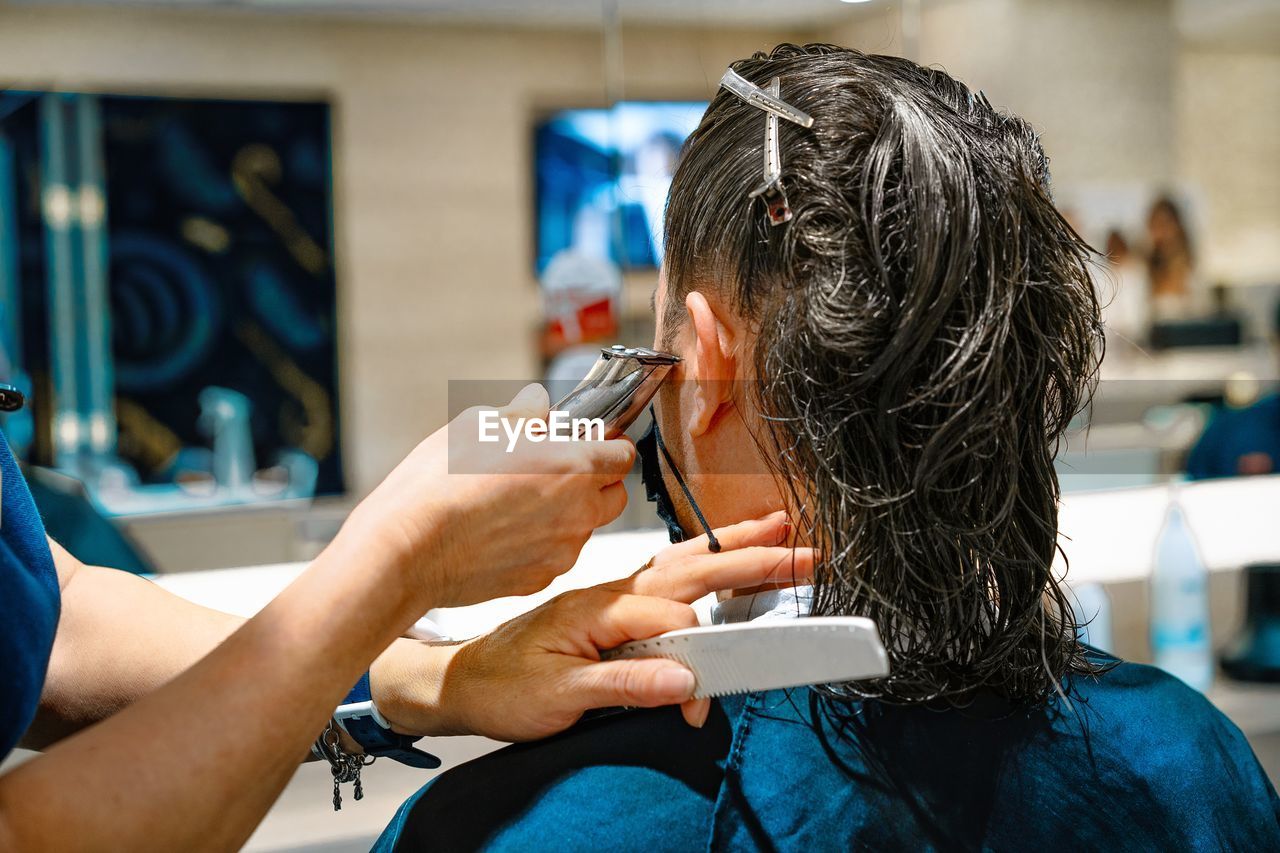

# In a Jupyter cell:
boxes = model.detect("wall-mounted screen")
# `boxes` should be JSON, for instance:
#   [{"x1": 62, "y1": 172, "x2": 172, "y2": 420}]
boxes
[{"x1": 534, "y1": 101, "x2": 706, "y2": 276}]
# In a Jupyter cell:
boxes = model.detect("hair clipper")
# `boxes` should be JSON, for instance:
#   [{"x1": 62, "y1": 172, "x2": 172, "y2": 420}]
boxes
[{"x1": 553, "y1": 345, "x2": 679, "y2": 437}]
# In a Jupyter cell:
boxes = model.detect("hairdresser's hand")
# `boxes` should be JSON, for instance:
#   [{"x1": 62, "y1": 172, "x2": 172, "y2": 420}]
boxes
[
  {"x1": 371, "y1": 512, "x2": 815, "y2": 742},
  {"x1": 343, "y1": 384, "x2": 634, "y2": 609}
]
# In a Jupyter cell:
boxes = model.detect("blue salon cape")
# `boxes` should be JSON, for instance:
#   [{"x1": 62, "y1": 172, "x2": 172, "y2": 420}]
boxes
[
  {"x1": 0, "y1": 429, "x2": 61, "y2": 760},
  {"x1": 1187, "y1": 393, "x2": 1280, "y2": 480},
  {"x1": 375, "y1": 652, "x2": 1280, "y2": 851}
]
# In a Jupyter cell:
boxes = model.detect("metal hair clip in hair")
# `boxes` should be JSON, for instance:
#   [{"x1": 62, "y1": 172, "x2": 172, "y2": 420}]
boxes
[
  {"x1": 719, "y1": 68, "x2": 814, "y2": 128},
  {"x1": 750, "y1": 78, "x2": 794, "y2": 225},
  {"x1": 719, "y1": 68, "x2": 814, "y2": 227}
]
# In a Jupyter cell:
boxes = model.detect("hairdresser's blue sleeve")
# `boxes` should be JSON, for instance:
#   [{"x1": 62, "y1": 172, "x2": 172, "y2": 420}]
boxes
[{"x1": 0, "y1": 429, "x2": 61, "y2": 760}]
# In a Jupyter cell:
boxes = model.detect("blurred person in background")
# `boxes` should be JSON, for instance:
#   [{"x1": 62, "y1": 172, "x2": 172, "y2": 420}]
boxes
[
  {"x1": 1146, "y1": 194, "x2": 1197, "y2": 321},
  {"x1": 1187, "y1": 302, "x2": 1280, "y2": 479},
  {"x1": 375, "y1": 45, "x2": 1280, "y2": 852}
]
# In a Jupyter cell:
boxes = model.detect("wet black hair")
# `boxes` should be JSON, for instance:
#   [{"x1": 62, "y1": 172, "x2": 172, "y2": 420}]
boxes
[{"x1": 663, "y1": 44, "x2": 1106, "y2": 705}]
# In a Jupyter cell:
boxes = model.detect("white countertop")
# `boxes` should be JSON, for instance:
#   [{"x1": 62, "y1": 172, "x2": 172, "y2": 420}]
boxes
[
  {"x1": 153, "y1": 528, "x2": 679, "y2": 640},
  {"x1": 154, "y1": 474, "x2": 1280, "y2": 623}
]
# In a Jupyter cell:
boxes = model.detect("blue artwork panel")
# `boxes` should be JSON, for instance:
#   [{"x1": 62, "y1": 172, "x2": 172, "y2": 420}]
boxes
[{"x1": 0, "y1": 92, "x2": 343, "y2": 498}]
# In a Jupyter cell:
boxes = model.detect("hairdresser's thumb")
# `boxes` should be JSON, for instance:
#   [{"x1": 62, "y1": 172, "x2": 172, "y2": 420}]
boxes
[
  {"x1": 681, "y1": 697, "x2": 712, "y2": 729},
  {"x1": 575, "y1": 659, "x2": 697, "y2": 710},
  {"x1": 504, "y1": 383, "x2": 551, "y2": 420}
]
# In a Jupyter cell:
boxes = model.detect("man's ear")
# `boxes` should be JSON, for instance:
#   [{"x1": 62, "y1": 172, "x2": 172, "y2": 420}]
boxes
[{"x1": 684, "y1": 290, "x2": 736, "y2": 438}]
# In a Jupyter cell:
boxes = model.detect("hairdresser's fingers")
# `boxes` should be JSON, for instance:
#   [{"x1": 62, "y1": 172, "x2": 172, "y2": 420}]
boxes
[
  {"x1": 581, "y1": 437, "x2": 636, "y2": 484},
  {"x1": 502, "y1": 383, "x2": 551, "y2": 420},
  {"x1": 568, "y1": 658, "x2": 698, "y2": 710},
  {"x1": 594, "y1": 480, "x2": 629, "y2": 527},
  {"x1": 664, "y1": 510, "x2": 793, "y2": 559},
  {"x1": 681, "y1": 697, "x2": 712, "y2": 728},
  {"x1": 617, "y1": 545, "x2": 817, "y2": 604},
  {"x1": 563, "y1": 589, "x2": 699, "y2": 653}
]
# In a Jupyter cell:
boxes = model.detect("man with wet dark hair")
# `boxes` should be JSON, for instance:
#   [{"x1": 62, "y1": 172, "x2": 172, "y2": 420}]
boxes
[{"x1": 376, "y1": 45, "x2": 1279, "y2": 851}]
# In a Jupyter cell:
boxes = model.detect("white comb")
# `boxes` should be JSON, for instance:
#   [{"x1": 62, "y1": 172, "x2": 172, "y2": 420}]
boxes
[{"x1": 600, "y1": 617, "x2": 889, "y2": 699}]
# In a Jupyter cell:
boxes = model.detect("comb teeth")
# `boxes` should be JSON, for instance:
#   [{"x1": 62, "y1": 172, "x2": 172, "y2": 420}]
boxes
[{"x1": 691, "y1": 650, "x2": 753, "y2": 699}]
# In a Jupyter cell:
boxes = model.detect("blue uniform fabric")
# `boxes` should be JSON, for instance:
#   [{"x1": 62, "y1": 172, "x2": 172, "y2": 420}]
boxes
[
  {"x1": 1187, "y1": 393, "x2": 1280, "y2": 480},
  {"x1": 375, "y1": 652, "x2": 1280, "y2": 851},
  {"x1": 0, "y1": 429, "x2": 61, "y2": 760}
]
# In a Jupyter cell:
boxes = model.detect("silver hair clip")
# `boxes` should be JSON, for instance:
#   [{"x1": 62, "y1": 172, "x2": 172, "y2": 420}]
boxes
[
  {"x1": 749, "y1": 78, "x2": 793, "y2": 226},
  {"x1": 719, "y1": 68, "x2": 814, "y2": 128},
  {"x1": 719, "y1": 68, "x2": 814, "y2": 227}
]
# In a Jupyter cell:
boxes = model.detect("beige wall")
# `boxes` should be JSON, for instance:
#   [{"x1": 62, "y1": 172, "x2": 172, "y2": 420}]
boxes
[
  {"x1": 833, "y1": 0, "x2": 1179, "y2": 192},
  {"x1": 0, "y1": 6, "x2": 800, "y2": 495},
  {"x1": 1176, "y1": 48, "x2": 1280, "y2": 285}
]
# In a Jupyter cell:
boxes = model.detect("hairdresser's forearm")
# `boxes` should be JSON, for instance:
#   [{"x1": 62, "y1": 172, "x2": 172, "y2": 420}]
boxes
[
  {"x1": 27, "y1": 552, "x2": 246, "y2": 748},
  {"x1": 0, "y1": 519, "x2": 434, "y2": 853}
]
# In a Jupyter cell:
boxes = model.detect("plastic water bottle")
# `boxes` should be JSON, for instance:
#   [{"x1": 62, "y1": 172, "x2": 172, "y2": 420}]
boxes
[{"x1": 1150, "y1": 496, "x2": 1213, "y2": 691}]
